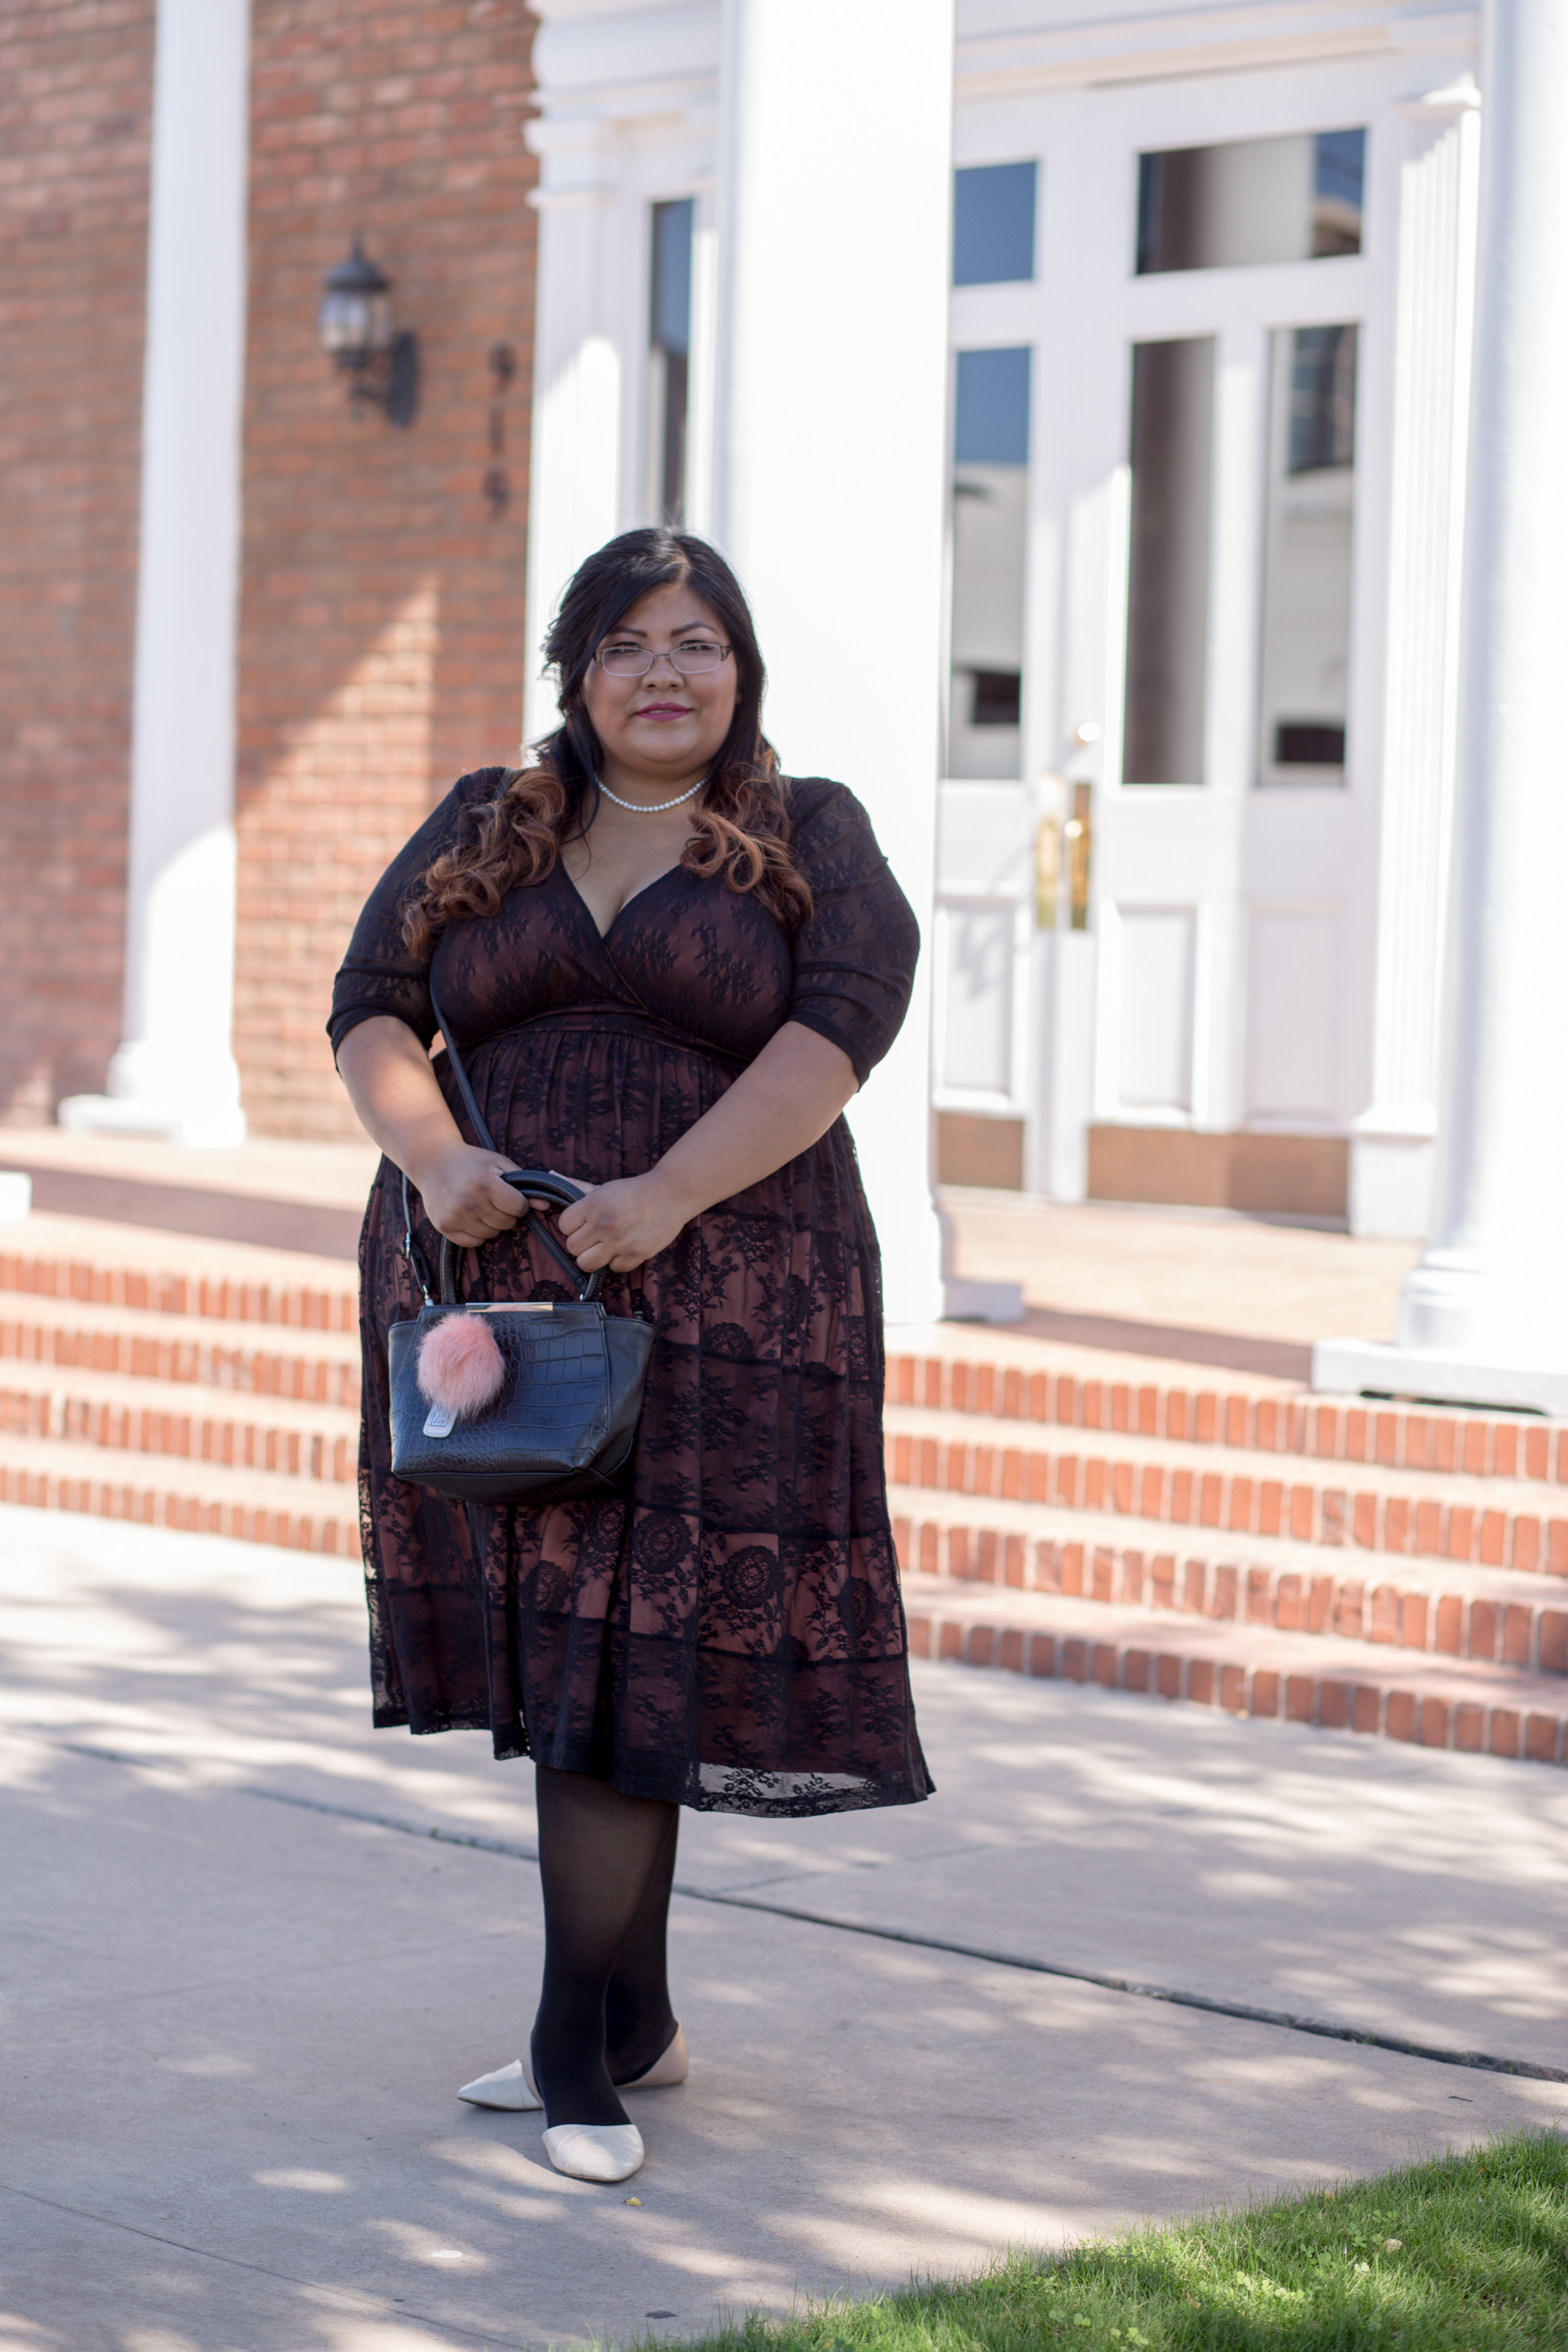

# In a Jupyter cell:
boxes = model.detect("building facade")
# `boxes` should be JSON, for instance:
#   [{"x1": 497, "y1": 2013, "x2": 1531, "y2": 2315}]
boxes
[
  {"x1": 1, "y1": 0, "x2": 539, "y2": 1145},
  {"x1": 1, "y1": 2, "x2": 1505, "y2": 1298},
  {"x1": 522, "y1": 0, "x2": 1483, "y2": 1251}
]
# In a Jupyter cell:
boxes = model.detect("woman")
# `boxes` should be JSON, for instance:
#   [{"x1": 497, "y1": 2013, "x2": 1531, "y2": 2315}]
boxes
[{"x1": 330, "y1": 527, "x2": 932, "y2": 2187}]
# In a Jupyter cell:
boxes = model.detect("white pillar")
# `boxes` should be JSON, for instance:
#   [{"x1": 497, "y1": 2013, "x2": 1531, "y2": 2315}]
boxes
[
  {"x1": 1316, "y1": 0, "x2": 1568, "y2": 1413},
  {"x1": 714, "y1": 0, "x2": 1016, "y2": 1324},
  {"x1": 1349, "y1": 83, "x2": 1479, "y2": 1239},
  {"x1": 59, "y1": 0, "x2": 250, "y2": 1148}
]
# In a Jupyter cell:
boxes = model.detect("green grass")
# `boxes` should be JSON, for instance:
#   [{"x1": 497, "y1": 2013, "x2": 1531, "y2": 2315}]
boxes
[{"x1": 669, "y1": 2128, "x2": 1568, "y2": 2352}]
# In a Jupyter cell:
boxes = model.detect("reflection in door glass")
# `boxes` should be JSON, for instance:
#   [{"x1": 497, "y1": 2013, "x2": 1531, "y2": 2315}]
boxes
[
  {"x1": 1122, "y1": 337, "x2": 1214, "y2": 786},
  {"x1": 1257, "y1": 324, "x2": 1357, "y2": 785},
  {"x1": 648, "y1": 199, "x2": 693, "y2": 523},
  {"x1": 948, "y1": 347, "x2": 1030, "y2": 780},
  {"x1": 1136, "y1": 129, "x2": 1365, "y2": 273}
]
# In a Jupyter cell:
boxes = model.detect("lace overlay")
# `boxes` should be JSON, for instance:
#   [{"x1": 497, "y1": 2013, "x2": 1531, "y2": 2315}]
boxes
[{"x1": 332, "y1": 771, "x2": 933, "y2": 1816}]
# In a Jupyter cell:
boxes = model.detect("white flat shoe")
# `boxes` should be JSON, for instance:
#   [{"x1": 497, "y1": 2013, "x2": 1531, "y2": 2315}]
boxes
[
  {"x1": 458, "y1": 2057, "x2": 541, "y2": 2112},
  {"x1": 542, "y1": 2122, "x2": 643, "y2": 2183},
  {"x1": 458, "y1": 2023, "x2": 688, "y2": 2112}
]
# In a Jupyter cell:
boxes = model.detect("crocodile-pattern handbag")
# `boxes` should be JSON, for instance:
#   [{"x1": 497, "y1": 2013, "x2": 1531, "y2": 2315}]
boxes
[{"x1": 387, "y1": 991, "x2": 653, "y2": 1507}]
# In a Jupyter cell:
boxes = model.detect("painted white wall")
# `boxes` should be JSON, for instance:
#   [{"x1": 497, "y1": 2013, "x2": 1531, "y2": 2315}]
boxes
[{"x1": 59, "y1": 0, "x2": 251, "y2": 1147}]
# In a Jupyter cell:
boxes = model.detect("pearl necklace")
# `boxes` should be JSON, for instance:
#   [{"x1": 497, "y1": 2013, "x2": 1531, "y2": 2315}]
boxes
[{"x1": 594, "y1": 773, "x2": 706, "y2": 814}]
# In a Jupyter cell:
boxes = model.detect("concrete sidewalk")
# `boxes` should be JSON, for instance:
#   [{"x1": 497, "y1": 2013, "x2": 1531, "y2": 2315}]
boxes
[{"x1": 3, "y1": 1506, "x2": 1565, "y2": 2352}]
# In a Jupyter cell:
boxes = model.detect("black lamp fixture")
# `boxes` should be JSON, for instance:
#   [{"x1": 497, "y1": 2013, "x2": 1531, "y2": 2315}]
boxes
[{"x1": 317, "y1": 239, "x2": 419, "y2": 426}]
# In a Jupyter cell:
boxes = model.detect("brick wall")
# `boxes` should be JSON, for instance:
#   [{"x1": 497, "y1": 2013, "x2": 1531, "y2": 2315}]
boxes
[
  {"x1": 235, "y1": 0, "x2": 538, "y2": 1138},
  {"x1": 0, "y1": 1, "x2": 156, "y2": 1123}
]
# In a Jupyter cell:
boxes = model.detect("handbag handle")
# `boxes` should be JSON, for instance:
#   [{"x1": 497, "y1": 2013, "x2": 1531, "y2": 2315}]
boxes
[
  {"x1": 438, "y1": 1169, "x2": 605, "y2": 1308},
  {"x1": 423, "y1": 978, "x2": 604, "y2": 1307}
]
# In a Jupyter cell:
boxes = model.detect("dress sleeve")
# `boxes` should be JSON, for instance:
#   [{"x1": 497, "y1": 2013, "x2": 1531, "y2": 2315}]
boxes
[
  {"x1": 327, "y1": 769, "x2": 506, "y2": 1058},
  {"x1": 785, "y1": 781, "x2": 921, "y2": 1086}
]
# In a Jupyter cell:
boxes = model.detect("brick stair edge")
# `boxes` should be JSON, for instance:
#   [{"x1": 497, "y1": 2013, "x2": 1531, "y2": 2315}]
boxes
[
  {"x1": 0, "y1": 1381, "x2": 359, "y2": 1485},
  {"x1": 892, "y1": 1514, "x2": 1568, "y2": 1675},
  {"x1": 0, "y1": 1458, "x2": 361, "y2": 1556},
  {"x1": 887, "y1": 1431, "x2": 1568, "y2": 1577},
  {"x1": 903, "y1": 1599, "x2": 1568, "y2": 1766},
  {"x1": 0, "y1": 1250, "x2": 358, "y2": 1333},
  {"x1": 0, "y1": 1319, "x2": 361, "y2": 1407},
  {"x1": 886, "y1": 1351, "x2": 1568, "y2": 1486}
]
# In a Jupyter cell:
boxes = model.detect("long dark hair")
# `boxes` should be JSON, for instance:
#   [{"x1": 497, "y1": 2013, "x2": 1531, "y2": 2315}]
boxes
[{"x1": 402, "y1": 529, "x2": 812, "y2": 951}]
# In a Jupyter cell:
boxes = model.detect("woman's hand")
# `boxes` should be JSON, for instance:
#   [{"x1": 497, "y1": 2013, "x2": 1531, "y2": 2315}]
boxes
[
  {"x1": 407, "y1": 1142, "x2": 527, "y2": 1248},
  {"x1": 554, "y1": 1170, "x2": 692, "y2": 1274}
]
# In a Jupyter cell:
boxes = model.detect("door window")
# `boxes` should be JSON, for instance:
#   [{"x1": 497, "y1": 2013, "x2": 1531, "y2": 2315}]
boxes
[
  {"x1": 1122, "y1": 337, "x2": 1215, "y2": 786},
  {"x1": 949, "y1": 346, "x2": 1030, "y2": 780},
  {"x1": 1257, "y1": 324, "x2": 1358, "y2": 784},
  {"x1": 1136, "y1": 129, "x2": 1365, "y2": 273}
]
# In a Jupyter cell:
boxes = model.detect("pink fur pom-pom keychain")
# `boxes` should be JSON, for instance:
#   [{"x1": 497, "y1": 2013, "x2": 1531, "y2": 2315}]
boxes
[{"x1": 416, "y1": 1312, "x2": 506, "y2": 1420}]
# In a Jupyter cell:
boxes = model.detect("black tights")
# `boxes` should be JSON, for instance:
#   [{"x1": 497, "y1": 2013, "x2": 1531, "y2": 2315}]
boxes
[{"x1": 530, "y1": 1764, "x2": 680, "y2": 2128}]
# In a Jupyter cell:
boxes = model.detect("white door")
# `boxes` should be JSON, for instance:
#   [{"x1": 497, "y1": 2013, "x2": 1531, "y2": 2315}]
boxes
[{"x1": 937, "y1": 42, "x2": 1471, "y2": 1220}]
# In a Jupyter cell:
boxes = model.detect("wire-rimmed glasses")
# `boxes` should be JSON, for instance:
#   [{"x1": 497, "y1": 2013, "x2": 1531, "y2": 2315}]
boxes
[{"x1": 595, "y1": 636, "x2": 732, "y2": 679}]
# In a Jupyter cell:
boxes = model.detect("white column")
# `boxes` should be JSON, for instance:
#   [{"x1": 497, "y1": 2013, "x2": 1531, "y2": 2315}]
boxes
[
  {"x1": 59, "y1": 0, "x2": 250, "y2": 1148},
  {"x1": 714, "y1": 0, "x2": 1016, "y2": 1324},
  {"x1": 1348, "y1": 83, "x2": 1479, "y2": 1238},
  {"x1": 1316, "y1": 0, "x2": 1568, "y2": 1413},
  {"x1": 520, "y1": 173, "x2": 622, "y2": 741}
]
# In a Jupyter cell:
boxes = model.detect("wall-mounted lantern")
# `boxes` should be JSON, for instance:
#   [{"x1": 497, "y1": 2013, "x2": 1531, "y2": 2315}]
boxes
[{"x1": 316, "y1": 239, "x2": 419, "y2": 427}]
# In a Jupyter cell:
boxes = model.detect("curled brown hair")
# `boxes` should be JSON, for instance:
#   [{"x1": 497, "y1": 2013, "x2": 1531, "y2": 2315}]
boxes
[{"x1": 401, "y1": 529, "x2": 812, "y2": 953}]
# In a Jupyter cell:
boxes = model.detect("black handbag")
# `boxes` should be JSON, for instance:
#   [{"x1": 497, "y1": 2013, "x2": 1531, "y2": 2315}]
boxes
[{"x1": 387, "y1": 991, "x2": 652, "y2": 1507}]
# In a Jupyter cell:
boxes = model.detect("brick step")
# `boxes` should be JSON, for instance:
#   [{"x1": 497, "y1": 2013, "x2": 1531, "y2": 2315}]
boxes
[
  {"x1": 889, "y1": 1490, "x2": 1568, "y2": 1675},
  {"x1": 0, "y1": 1240, "x2": 358, "y2": 1332},
  {"x1": 885, "y1": 1403, "x2": 1568, "y2": 1574},
  {"x1": 886, "y1": 1347, "x2": 1568, "y2": 1485},
  {"x1": 0, "y1": 1365, "x2": 360, "y2": 1484},
  {"x1": 0, "y1": 1292, "x2": 363, "y2": 1406},
  {"x1": 900, "y1": 1574, "x2": 1568, "y2": 1765},
  {"x1": 0, "y1": 1433, "x2": 361, "y2": 1553}
]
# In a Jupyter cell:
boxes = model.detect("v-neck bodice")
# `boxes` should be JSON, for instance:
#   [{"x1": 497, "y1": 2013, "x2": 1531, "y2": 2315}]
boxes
[{"x1": 330, "y1": 769, "x2": 919, "y2": 1088}]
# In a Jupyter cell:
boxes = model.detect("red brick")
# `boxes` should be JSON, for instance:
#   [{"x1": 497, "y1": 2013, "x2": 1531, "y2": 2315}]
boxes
[
  {"x1": 1489, "y1": 1708, "x2": 1522, "y2": 1758},
  {"x1": 1434, "y1": 1593, "x2": 1463, "y2": 1655},
  {"x1": 1540, "y1": 1611, "x2": 1568, "y2": 1674},
  {"x1": 1124, "y1": 1647, "x2": 1151, "y2": 1694},
  {"x1": 1285, "y1": 1673, "x2": 1314, "y2": 1724},
  {"x1": 967, "y1": 1624, "x2": 995, "y2": 1669},
  {"x1": 1418, "y1": 1697, "x2": 1449, "y2": 1749},
  {"x1": 1250, "y1": 1668, "x2": 1280, "y2": 1719},
  {"x1": 1219, "y1": 1662, "x2": 1246, "y2": 1713},
  {"x1": 1028, "y1": 1632, "x2": 1055, "y2": 1678},
  {"x1": 1387, "y1": 1690, "x2": 1418, "y2": 1743},
  {"x1": 1503, "y1": 1605, "x2": 1533, "y2": 1666},
  {"x1": 908, "y1": 1616, "x2": 931, "y2": 1659},
  {"x1": 998, "y1": 1626, "x2": 1023, "y2": 1673},
  {"x1": 1092, "y1": 1642, "x2": 1118, "y2": 1689},
  {"x1": 1524, "y1": 1713, "x2": 1561, "y2": 1764},
  {"x1": 1155, "y1": 1651, "x2": 1182, "y2": 1699},
  {"x1": 1351, "y1": 1685, "x2": 1381, "y2": 1735},
  {"x1": 1063, "y1": 1637, "x2": 1088, "y2": 1684},
  {"x1": 1318, "y1": 1677, "x2": 1349, "y2": 1730},
  {"x1": 1188, "y1": 1658, "x2": 1216, "y2": 1706},
  {"x1": 1513, "y1": 1518, "x2": 1541, "y2": 1573},
  {"x1": 1454, "y1": 1704, "x2": 1485, "y2": 1752},
  {"x1": 939, "y1": 1620, "x2": 962, "y2": 1661}
]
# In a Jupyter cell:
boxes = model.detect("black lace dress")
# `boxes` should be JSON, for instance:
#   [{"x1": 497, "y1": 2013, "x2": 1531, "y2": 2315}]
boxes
[{"x1": 329, "y1": 769, "x2": 933, "y2": 1817}]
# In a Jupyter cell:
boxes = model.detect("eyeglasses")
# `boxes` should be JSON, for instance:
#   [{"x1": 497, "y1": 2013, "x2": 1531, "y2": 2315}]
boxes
[{"x1": 595, "y1": 637, "x2": 732, "y2": 679}]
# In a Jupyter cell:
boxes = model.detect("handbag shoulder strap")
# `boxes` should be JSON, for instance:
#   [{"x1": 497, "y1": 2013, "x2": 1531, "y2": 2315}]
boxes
[{"x1": 428, "y1": 975, "x2": 498, "y2": 1156}]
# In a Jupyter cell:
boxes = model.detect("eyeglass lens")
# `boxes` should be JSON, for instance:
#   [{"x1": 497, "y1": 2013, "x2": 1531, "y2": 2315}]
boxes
[{"x1": 598, "y1": 640, "x2": 728, "y2": 677}]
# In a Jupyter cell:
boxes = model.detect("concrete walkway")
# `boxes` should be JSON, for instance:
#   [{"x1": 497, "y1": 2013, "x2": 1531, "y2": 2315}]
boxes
[{"x1": 3, "y1": 1504, "x2": 1565, "y2": 2352}]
